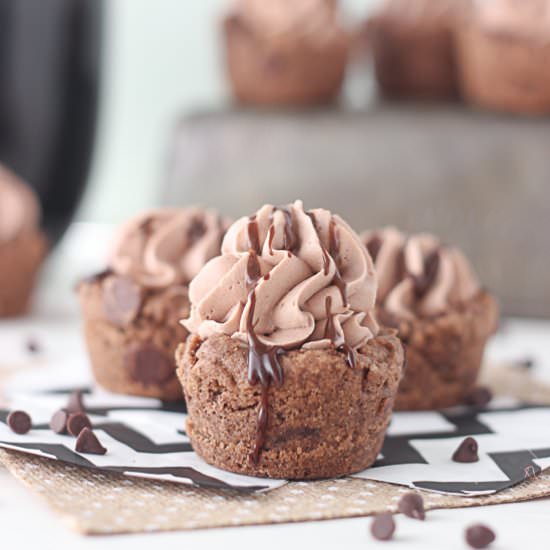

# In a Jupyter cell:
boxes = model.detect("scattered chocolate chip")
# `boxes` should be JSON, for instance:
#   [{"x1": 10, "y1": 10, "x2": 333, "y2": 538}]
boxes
[
  {"x1": 67, "y1": 412, "x2": 92, "y2": 437},
  {"x1": 452, "y1": 437, "x2": 479, "y2": 463},
  {"x1": 7, "y1": 410, "x2": 32, "y2": 434},
  {"x1": 49, "y1": 409, "x2": 69, "y2": 434},
  {"x1": 465, "y1": 524, "x2": 496, "y2": 548},
  {"x1": 66, "y1": 390, "x2": 85, "y2": 414},
  {"x1": 370, "y1": 513, "x2": 395, "y2": 541},
  {"x1": 397, "y1": 492, "x2": 425, "y2": 520},
  {"x1": 75, "y1": 428, "x2": 107, "y2": 455},
  {"x1": 25, "y1": 338, "x2": 41, "y2": 354},
  {"x1": 126, "y1": 343, "x2": 174, "y2": 386},
  {"x1": 102, "y1": 275, "x2": 143, "y2": 326},
  {"x1": 464, "y1": 387, "x2": 492, "y2": 407}
]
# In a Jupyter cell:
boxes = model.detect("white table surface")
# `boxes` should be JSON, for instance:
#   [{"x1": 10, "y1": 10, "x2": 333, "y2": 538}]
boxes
[{"x1": 1, "y1": 223, "x2": 549, "y2": 549}]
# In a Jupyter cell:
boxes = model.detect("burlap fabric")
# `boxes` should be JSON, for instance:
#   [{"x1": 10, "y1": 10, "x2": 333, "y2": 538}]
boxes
[{"x1": 1, "y1": 362, "x2": 549, "y2": 536}]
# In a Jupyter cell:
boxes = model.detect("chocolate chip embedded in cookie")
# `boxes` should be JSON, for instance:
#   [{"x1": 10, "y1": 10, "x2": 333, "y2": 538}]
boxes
[
  {"x1": 126, "y1": 343, "x2": 174, "y2": 386},
  {"x1": 102, "y1": 275, "x2": 143, "y2": 326}
]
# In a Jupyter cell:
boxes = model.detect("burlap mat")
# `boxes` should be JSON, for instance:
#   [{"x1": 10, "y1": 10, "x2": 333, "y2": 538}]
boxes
[
  {"x1": 2, "y1": 448, "x2": 550, "y2": 536},
  {"x1": 2, "y1": 361, "x2": 549, "y2": 536}
]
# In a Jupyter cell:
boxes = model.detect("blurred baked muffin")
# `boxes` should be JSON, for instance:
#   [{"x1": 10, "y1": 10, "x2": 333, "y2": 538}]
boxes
[
  {"x1": 455, "y1": 0, "x2": 550, "y2": 114},
  {"x1": 223, "y1": 0, "x2": 349, "y2": 106},
  {"x1": 78, "y1": 208, "x2": 227, "y2": 400},
  {"x1": 177, "y1": 201, "x2": 404, "y2": 479},
  {"x1": 363, "y1": 228, "x2": 498, "y2": 410},
  {"x1": 368, "y1": 0, "x2": 460, "y2": 100},
  {"x1": 0, "y1": 165, "x2": 47, "y2": 317}
]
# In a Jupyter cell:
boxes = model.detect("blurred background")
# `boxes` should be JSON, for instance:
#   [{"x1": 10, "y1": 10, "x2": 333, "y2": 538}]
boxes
[{"x1": 1, "y1": 0, "x2": 549, "y2": 317}]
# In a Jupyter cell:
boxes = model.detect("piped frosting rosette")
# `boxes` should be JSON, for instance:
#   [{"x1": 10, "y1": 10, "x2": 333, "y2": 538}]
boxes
[
  {"x1": 109, "y1": 208, "x2": 228, "y2": 288},
  {"x1": 363, "y1": 227, "x2": 480, "y2": 320},
  {"x1": 184, "y1": 200, "x2": 379, "y2": 354}
]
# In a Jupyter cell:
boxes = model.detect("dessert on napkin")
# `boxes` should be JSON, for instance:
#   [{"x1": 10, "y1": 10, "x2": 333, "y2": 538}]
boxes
[
  {"x1": 177, "y1": 201, "x2": 405, "y2": 479},
  {"x1": 363, "y1": 227, "x2": 499, "y2": 410},
  {"x1": 78, "y1": 207, "x2": 227, "y2": 401}
]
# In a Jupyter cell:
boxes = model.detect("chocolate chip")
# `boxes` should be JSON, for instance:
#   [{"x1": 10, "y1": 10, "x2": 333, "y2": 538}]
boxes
[
  {"x1": 50, "y1": 409, "x2": 69, "y2": 434},
  {"x1": 102, "y1": 275, "x2": 142, "y2": 326},
  {"x1": 126, "y1": 343, "x2": 174, "y2": 386},
  {"x1": 25, "y1": 338, "x2": 41, "y2": 354},
  {"x1": 7, "y1": 410, "x2": 32, "y2": 434},
  {"x1": 465, "y1": 524, "x2": 496, "y2": 548},
  {"x1": 452, "y1": 437, "x2": 479, "y2": 463},
  {"x1": 464, "y1": 387, "x2": 492, "y2": 407},
  {"x1": 370, "y1": 513, "x2": 395, "y2": 541},
  {"x1": 397, "y1": 492, "x2": 425, "y2": 520},
  {"x1": 67, "y1": 412, "x2": 92, "y2": 437},
  {"x1": 75, "y1": 428, "x2": 107, "y2": 455},
  {"x1": 66, "y1": 390, "x2": 85, "y2": 413}
]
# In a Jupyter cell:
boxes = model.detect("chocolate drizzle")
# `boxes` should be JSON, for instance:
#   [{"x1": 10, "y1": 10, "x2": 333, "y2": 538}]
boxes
[
  {"x1": 324, "y1": 296, "x2": 357, "y2": 369},
  {"x1": 269, "y1": 206, "x2": 299, "y2": 253},
  {"x1": 410, "y1": 248, "x2": 441, "y2": 299},
  {"x1": 245, "y1": 217, "x2": 285, "y2": 466}
]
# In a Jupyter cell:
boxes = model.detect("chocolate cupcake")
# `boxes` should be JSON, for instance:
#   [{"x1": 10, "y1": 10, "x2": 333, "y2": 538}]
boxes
[
  {"x1": 368, "y1": 0, "x2": 460, "y2": 100},
  {"x1": 0, "y1": 165, "x2": 48, "y2": 317},
  {"x1": 455, "y1": 0, "x2": 550, "y2": 114},
  {"x1": 223, "y1": 0, "x2": 349, "y2": 106},
  {"x1": 177, "y1": 201, "x2": 404, "y2": 480},
  {"x1": 78, "y1": 208, "x2": 227, "y2": 400},
  {"x1": 362, "y1": 228, "x2": 499, "y2": 411}
]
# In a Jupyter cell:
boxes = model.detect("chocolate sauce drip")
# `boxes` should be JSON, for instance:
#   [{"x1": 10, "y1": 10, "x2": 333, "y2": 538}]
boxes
[
  {"x1": 245, "y1": 251, "x2": 262, "y2": 289},
  {"x1": 365, "y1": 234, "x2": 382, "y2": 262},
  {"x1": 411, "y1": 248, "x2": 441, "y2": 299},
  {"x1": 187, "y1": 217, "x2": 207, "y2": 245},
  {"x1": 246, "y1": 291, "x2": 285, "y2": 465},
  {"x1": 267, "y1": 225, "x2": 275, "y2": 256},
  {"x1": 306, "y1": 211, "x2": 331, "y2": 275},
  {"x1": 268, "y1": 206, "x2": 299, "y2": 254},
  {"x1": 328, "y1": 219, "x2": 347, "y2": 305},
  {"x1": 324, "y1": 295, "x2": 357, "y2": 369},
  {"x1": 243, "y1": 234, "x2": 285, "y2": 465},
  {"x1": 247, "y1": 215, "x2": 261, "y2": 254}
]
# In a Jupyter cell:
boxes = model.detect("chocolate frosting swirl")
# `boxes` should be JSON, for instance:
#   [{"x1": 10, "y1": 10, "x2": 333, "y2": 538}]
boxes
[
  {"x1": 363, "y1": 227, "x2": 480, "y2": 320},
  {"x1": 184, "y1": 200, "x2": 378, "y2": 351},
  {"x1": 0, "y1": 165, "x2": 41, "y2": 242},
  {"x1": 109, "y1": 208, "x2": 228, "y2": 288}
]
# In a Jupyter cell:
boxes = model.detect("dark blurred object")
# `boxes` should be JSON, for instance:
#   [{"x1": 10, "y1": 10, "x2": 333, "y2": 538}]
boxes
[
  {"x1": 164, "y1": 105, "x2": 550, "y2": 318},
  {"x1": 0, "y1": 0, "x2": 102, "y2": 243},
  {"x1": 223, "y1": 0, "x2": 349, "y2": 106},
  {"x1": 367, "y1": 0, "x2": 459, "y2": 101}
]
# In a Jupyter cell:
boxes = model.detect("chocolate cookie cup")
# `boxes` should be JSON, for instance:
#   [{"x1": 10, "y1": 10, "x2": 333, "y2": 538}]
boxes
[
  {"x1": 78, "y1": 208, "x2": 227, "y2": 400},
  {"x1": 363, "y1": 228, "x2": 499, "y2": 411},
  {"x1": 177, "y1": 201, "x2": 405, "y2": 479},
  {"x1": 368, "y1": 0, "x2": 460, "y2": 100},
  {"x1": 455, "y1": 0, "x2": 550, "y2": 114},
  {"x1": 223, "y1": 0, "x2": 349, "y2": 106},
  {"x1": 0, "y1": 165, "x2": 48, "y2": 317}
]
